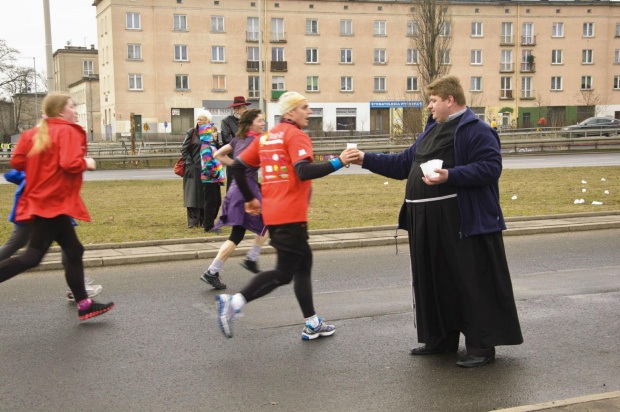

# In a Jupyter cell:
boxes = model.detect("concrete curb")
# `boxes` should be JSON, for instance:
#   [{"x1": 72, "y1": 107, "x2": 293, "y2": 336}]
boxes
[{"x1": 493, "y1": 391, "x2": 620, "y2": 411}]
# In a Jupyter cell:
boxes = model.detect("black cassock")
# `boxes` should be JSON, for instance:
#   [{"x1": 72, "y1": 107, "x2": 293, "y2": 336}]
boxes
[{"x1": 406, "y1": 115, "x2": 523, "y2": 349}]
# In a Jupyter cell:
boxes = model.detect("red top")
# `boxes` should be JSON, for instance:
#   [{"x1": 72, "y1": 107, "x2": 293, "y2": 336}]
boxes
[
  {"x1": 11, "y1": 118, "x2": 91, "y2": 222},
  {"x1": 239, "y1": 122, "x2": 313, "y2": 225}
]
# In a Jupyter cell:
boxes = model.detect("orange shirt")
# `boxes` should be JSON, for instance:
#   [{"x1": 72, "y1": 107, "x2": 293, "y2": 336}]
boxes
[
  {"x1": 239, "y1": 122, "x2": 313, "y2": 225},
  {"x1": 11, "y1": 118, "x2": 91, "y2": 222}
]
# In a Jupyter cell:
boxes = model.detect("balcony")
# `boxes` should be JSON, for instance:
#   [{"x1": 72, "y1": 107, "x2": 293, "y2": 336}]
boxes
[
  {"x1": 272, "y1": 90, "x2": 286, "y2": 100},
  {"x1": 270, "y1": 60, "x2": 288, "y2": 72},
  {"x1": 521, "y1": 35, "x2": 536, "y2": 46},
  {"x1": 246, "y1": 61, "x2": 263, "y2": 71},
  {"x1": 500, "y1": 63, "x2": 514, "y2": 73},
  {"x1": 500, "y1": 90, "x2": 514, "y2": 99},
  {"x1": 271, "y1": 32, "x2": 287, "y2": 43},
  {"x1": 500, "y1": 35, "x2": 514, "y2": 45},
  {"x1": 521, "y1": 89, "x2": 535, "y2": 100},
  {"x1": 246, "y1": 31, "x2": 260, "y2": 42},
  {"x1": 520, "y1": 62, "x2": 536, "y2": 73}
]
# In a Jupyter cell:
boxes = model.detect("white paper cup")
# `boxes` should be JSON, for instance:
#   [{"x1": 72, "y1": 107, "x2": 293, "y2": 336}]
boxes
[
  {"x1": 346, "y1": 143, "x2": 357, "y2": 149},
  {"x1": 420, "y1": 159, "x2": 443, "y2": 178}
]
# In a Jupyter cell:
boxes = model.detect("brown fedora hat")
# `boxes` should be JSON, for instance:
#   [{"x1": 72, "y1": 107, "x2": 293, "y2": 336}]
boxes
[{"x1": 227, "y1": 96, "x2": 252, "y2": 108}]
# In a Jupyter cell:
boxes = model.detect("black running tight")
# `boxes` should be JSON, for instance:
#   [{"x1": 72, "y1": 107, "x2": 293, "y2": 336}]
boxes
[
  {"x1": 0, "y1": 215, "x2": 87, "y2": 302},
  {"x1": 240, "y1": 243, "x2": 315, "y2": 318}
]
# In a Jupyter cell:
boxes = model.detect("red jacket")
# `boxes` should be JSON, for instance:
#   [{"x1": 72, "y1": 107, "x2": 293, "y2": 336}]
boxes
[{"x1": 11, "y1": 118, "x2": 91, "y2": 222}]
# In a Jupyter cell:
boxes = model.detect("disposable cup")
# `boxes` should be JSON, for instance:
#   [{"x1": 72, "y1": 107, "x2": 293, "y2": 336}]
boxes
[
  {"x1": 347, "y1": 143, "x2": 357, "y2": 149},
  {"x1": 420, "y1": 159, "x2": 443, "y2": 178}
]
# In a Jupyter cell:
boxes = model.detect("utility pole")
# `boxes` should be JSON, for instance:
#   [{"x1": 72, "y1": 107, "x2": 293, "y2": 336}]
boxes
[
  {"x1": 43, "y1": 0, "x2": 54, "y2": 92},
  {"x1": 32, "y1": 58, "x2": 38, "y2": 117},
  {"x1": 88, "y1": 77, "x2": 94, "y2": 141}
]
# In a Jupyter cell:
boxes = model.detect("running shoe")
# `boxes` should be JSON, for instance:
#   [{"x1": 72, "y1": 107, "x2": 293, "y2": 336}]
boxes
[
  {"x1": 67, "y1": 284, "x2": 103, "y2": 302},
  {"x1": 78, "y1": 301, "x2": 114, "y2": 321},
  {"x1": 200, "y1": 271, "x2": 227, "y2": 290},
  {"x1": 239, "y1": 258, "x2": 260, "y2": 274},
  {"x1": 301, "y1": 319, "x2": 336, "y2": 340},
  {"x1": 217, "y1": 294, "x2": 238, "y2": 338}
]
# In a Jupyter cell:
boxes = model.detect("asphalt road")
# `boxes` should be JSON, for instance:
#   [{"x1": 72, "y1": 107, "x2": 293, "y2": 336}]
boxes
[{"x1": 1, "y1": 229, "x2": 619, "y2": 411}]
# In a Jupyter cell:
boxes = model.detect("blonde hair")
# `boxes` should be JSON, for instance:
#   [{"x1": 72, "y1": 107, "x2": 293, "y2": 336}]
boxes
[
  {"x1": 29, "y1": 93, "x2": 72, "y2": 156},
  {"x1": 196, "y1": 109, "x2": 213, "y2": 123},
  {"x1": 278, "y1": 91, "x2": 306, "y2": 116}
]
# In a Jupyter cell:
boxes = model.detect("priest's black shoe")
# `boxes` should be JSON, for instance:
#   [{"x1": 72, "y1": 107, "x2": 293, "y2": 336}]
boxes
[
  {"x1": 456, "y1": 355, "x2": 495, "y2": 368},
  {"x1": 410, "y1": 345, "x2": 456, "y2": 356}
]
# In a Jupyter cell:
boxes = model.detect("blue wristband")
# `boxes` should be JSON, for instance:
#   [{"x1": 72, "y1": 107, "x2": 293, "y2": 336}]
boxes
[{"x1": 329, "y1": 157, "x2": 343, "y2": 171}]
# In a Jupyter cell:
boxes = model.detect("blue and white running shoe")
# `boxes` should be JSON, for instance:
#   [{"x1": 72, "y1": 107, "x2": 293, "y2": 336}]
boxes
[
  {"x1": 301, "y1": 319, "x2": 336, "y2": 340},
  {"x1": 217, "y1": 294, "x2": 237, "y2": 338}
]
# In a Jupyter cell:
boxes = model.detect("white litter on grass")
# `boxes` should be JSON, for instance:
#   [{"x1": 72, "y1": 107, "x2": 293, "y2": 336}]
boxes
[
  {"x1": 582, "y1": 188, "x2": 587, "y2": 193},
  {"x1": 511, "y1": 195, "x2": 518, "y2": 200},
  {"x1": 592, "y1": 201, "x2": 603, "y2": 205},
  {"x1": 574, "y1": 199, "x2": 585, "y2": 204},
  {"x1": 601, "y1": 178, "x2": 606, "y2": 182},
  {"x1": 384, "y1": 182, "x2": 389, "y2": 185},
  {"x1": 582, "y1": 180, "x2": 588, "y2": 184},
  {"x1": 604, "y1": 190, "x2": 610, "y2": 194}
]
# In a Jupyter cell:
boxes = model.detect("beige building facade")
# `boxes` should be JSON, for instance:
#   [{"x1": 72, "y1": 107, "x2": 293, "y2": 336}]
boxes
[{"x1": 93, "y1": 0, "x2": 620, "y2": 140}]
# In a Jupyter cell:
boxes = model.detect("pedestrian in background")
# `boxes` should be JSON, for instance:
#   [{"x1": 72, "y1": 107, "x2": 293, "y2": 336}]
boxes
[
  {"x1": 200, "y1": 109, "x2": 269, "y2": 290},
  {"x1": 0, "y1": 93, "x2": 114, "y2": 321},
  {"x1": 199, "y1": 110, "x2": 225, "y2": 233},
  {"x1": 220, "y1": 96, "x2": 251, "y2": 192},
  {"x1": 181, "y1": 113, "x2": 207, "y2": 229},
  {"x1": 350, "y1": 76, "x2": 522, "y2": 367}
]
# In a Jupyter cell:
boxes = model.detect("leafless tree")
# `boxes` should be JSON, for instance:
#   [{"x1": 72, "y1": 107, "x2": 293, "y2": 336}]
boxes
[
  {"x1": 409, "y1": 0, "x2": 453, "y2": 104},
  {"x1": 575, "y1": 90, "x2": 607, "y2": 118}
]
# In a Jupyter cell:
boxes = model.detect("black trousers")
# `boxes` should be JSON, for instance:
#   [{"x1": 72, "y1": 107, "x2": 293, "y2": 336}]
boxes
[
  {"x1": 240, "y1": 223, "x2": 315, "y2": 318},
  {"x1": 0, "y1": 215, "x2": 87, "y2": 302},
  {"x1": 202, "y1": 183, "x2": 222, "y2": 230}
]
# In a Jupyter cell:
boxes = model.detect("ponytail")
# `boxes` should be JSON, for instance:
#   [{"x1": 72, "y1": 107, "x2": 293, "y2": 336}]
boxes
[
  {"x1": 28, "y1": 93, "x2": 71, "y2": 156},
  {"x1": 29, "y1": 119, "x2": 52, "y2": 156}
]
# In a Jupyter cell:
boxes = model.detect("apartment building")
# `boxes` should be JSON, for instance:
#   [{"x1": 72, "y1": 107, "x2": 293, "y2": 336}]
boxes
[{"x1": 93, "y1": 0, "x2": 620, "y2": 140}]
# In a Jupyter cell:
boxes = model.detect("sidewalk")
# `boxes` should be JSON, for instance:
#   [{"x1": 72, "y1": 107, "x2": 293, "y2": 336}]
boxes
[
  {"x1": 35, "y1": 211, "x2": 620, "y2": 272},
  {"x1": 495, "y1": 391, "x2": 620, "y2": 412}
]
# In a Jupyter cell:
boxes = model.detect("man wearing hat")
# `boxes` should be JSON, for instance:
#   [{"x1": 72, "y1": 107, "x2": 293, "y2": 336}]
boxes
[{"x1": 220, "y1": 96, "x2": 252, "y2": 191}]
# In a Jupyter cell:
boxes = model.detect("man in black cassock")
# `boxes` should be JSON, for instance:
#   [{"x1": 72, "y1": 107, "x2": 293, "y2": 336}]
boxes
[{"x1": 351, "y1": 76, "x2": 523, "y2": 367}]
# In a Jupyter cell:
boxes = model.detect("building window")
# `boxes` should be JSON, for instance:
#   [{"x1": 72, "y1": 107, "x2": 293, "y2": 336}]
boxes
[
  {"x1": 471, "y1": 76, "x2": 482, "y2": 92},
  {"x1": 248, "y1": 47, "x2": 259, "y2": 61},
  {"x1": 272, "y1": 47, "x2": 284, "y2": 62},
  {"x1": 213, "y1": 75, "x2": 226, "y2": 91},
  {"x1": 552, "y1": 22, "x2": 564, "y2": 38},
  {"x1": 211, "y1": 16, "x2": 225, "y2": 32},
  {"x1": 582, "y1": 50, "x2": 593, "y2": 64},
  {"x1": 127, "y1": 44, "x2": 142, "y2": 60},
  {"x1": 307, "y1": 76, "x2": 319, "y2": 92},
  {"x1": 583, "y1": 22, "x2": 594, "y2": 37},
  {"x1": 306, "y1": 19, "x2": 318, "y2": 35},
  {"x1": 407, "y1": 49, "x2": 419, "y2": 65},
  {"x1": 248, "y1": 76, "x2": 260, "y2": 98},
  {"x1": 522, "y1": 76, "x2": 533, "y2": 98},
  {"x1": 126, "y1": 13, "x2": 140, "y2": 29},
  {"x1": 341, "y1": 49, "x2": 352, "y2": 64},
  {"x1": 407, "y1": 21, "x2": 419, "y2": 36},
  {"x1": 581, "y1": 76, "x2": 592, "y2": 90},
  {"x1": 551, "y1": 50, "x2": 563, "y2": 65},
  {"x1": 551, "y1": 76, "x2": 562, "y2": 91},
  {"x1": 374, "y1": 49, "x2": 387, "y2": 64},
  {"x1": 471, "y1": 50, "x2": 482, "y2": 65},
  {"x1": 500, "y1": 77, "x2": 512, "y2": 98},
  {"x1": 374, "y1": 77, "x2": 386, "y2": 92},
  {"x1": 272, "y1": 76, "x2": 285, "y2": 90},
  {"x1": 616, "y1": 24, "x2": 620, "y2": 37},
  {"x1": 306, "y1": 48, "x2": 318, "y2": 64},
  {"x1": 341, "y1": 76, "x2": 353, "y2": 92},
  {"x1": 501, "y1": 50, "x2": 513, "y2": 71},
  {"x1": 440, "y1": 50, "x2": 451, "y2": 65},
  {"x1": 174, "y1": 45, "x2": 188, "y2": 61},
  {"x1": 211, "y1": 46, "x2": 225, "y2": 62},
  {"x1": 247, "y1": 17, "x2": 259, "y2": 41},
  {"x1": 439, "y1": 22, "x2": 451, "y2": 37},
  {"x1": 173, "y1": 14, "x2": 187, "y2": 31},
  {"x1": 501, "y1": 22, "x2": 513, "y2": 44},
  {"x1": 471, "y1": 22, "x2": 483, "y2": 37},
  {"x1": 336, "y1": 108, "x2": 356, "y2": 130},
  {"x1": 340, "y1": 20, "x2": 353, "y2": 36},
  {"x1": 175, "y1": 74, "x2": 189, "y2": 90},
  {"x1": 522, "y1": 23, "x2": 534, "y2": 45},
  {"x1": 614, "y1": 50, "x2": 620, "y2": 64},
  {"x1": 83, "y1": 60, "x2": 94, "y2": 76},
  {"x1": 407, "y1": 76, "x2": 418, "y2": 92},
  {"x1": 614, "y1": 76, "x2": 620, "y2": 90},
  {"x1": 128, "y1": 74, "x2": 143, "y2": 90},
  {"x1": 374, "y1": 21, "x2": 386, "y2": 36},
  {"x1": 271, "y1": 18, "x2": 284, "y2": 41}
]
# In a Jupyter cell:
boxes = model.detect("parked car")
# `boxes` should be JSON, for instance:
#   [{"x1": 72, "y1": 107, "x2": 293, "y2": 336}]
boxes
[{"x1": 561, "y1": 117, "x2": 620, "y2": 138}]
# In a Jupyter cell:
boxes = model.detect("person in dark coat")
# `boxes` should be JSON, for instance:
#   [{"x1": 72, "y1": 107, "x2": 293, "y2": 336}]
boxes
[
  {"x1": 350, "y1": 75, "x2": 523, "y2": 368},
  {"x1": 220, "y1": 96, "x2": 251, "y2": 192},
  {"x1": 181, "y1": 113, "x2": 208, "y2": 228}
]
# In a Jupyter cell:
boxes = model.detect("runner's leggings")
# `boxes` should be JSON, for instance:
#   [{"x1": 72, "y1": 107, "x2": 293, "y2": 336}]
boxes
[
  {"x1": 240, "y1": 243, "x2": 315, "y2": 318},
  {"x1": 0, "y1": 215, "x2": 87, "y2": 302}
]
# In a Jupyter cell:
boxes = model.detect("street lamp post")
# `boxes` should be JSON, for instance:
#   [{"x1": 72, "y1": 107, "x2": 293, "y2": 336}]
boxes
[{"x1": 32, "y1": 57, "x2": 38, "y2": 118}]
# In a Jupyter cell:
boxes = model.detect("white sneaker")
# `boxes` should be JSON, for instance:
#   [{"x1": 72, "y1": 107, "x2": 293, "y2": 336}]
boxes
[
  {"x1": 67, "y1": 284, "x2": 103, "y2": 302},
  {"x1": 217, "y1": 294, "x2": 239, "y2": 338}
]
